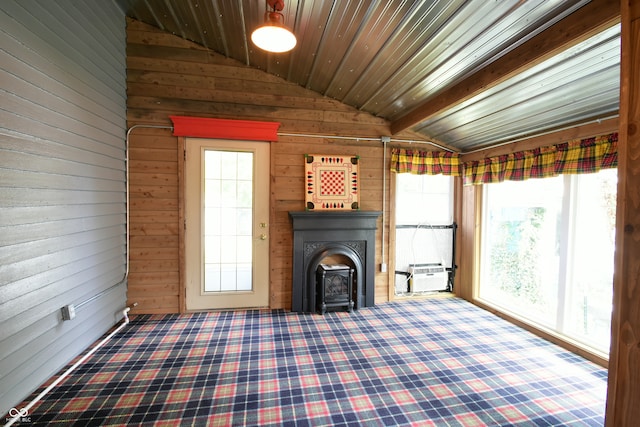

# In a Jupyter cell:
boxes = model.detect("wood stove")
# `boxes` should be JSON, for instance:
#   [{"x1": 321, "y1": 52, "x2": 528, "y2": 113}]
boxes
[
  {"x1": 289, "y1": 211, "x2": 381, "y2": 313},
  {"x1": 316, "y1": 264, "x2": 354, "y2": 314}
]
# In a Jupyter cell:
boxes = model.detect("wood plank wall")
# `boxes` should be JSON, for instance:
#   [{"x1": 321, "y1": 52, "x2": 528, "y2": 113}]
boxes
[
  {"x1": 125, "y1": 18, "x2": 430, "y2": 313},
  {"x1": 127, "y1": 128, "x2": 180, "y2": 312}
]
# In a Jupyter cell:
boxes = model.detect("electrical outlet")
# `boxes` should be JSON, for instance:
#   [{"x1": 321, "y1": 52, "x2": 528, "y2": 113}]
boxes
[
  {"x1": 381, "y1": 263, "x2": 387, "y2": 272},
  {"x1": 61, "y1": 304, "x2": 76, "y2": 321}
]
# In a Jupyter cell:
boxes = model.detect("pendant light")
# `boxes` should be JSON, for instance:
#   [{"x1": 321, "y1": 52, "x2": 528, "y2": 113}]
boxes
[{"x1": 251, "y1": 0, "x2": 297, "y2": 53}]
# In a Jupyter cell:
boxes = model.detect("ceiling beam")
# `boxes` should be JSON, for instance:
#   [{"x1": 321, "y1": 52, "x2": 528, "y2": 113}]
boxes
[{"x1": 390, "y1": 0, "x2": 621, "y2": 136}]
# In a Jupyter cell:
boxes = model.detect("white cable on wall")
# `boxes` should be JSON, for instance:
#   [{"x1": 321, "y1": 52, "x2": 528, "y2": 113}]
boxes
[
  {"x1": 277, "y1": 132, "x2": 457, "y2": 152},
  {"x1": 381, "y1": 136, "x2": 390, "y2": 272},
  {"x1": 5, "y1": 308, "x2": 133, "y2": 427},
  {"x1": 124, "y1": 125, "x2": 174, "y2": 283}
]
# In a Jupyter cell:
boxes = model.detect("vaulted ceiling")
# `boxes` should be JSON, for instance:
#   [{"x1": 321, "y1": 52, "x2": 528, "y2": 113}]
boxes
[{"x1": 116, "y1": 0, "x2": 620, "y2": 152}]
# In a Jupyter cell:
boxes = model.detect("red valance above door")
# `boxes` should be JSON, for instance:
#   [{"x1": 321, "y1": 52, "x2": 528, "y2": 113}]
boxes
[{"x1": 170, "y1": 116, "x2": 280, "y2": 141}]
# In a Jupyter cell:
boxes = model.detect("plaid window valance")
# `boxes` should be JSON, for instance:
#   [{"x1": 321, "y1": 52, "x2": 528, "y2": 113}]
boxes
[
  {"x1": 390, "y1": 148, "x2": 461, "y2": 176},
  {"x1": 463, "y1": 133, "x2": 618, "y2": 185}
]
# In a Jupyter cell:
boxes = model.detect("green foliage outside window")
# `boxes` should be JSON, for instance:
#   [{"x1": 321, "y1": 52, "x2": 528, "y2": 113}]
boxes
[{"x1": 489, "y1": 207, "x2": 547, "y2": 307}]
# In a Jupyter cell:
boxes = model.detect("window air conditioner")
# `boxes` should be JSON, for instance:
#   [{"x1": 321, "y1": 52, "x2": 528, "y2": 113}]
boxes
[{"x1": 408, "y1": 263, "x2": 448, "y2": 292}]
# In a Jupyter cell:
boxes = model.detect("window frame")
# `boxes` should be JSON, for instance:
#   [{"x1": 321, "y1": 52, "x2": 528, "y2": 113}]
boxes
[{"x1": 390, "y1": 172, "x2": 456, "y2": 300}]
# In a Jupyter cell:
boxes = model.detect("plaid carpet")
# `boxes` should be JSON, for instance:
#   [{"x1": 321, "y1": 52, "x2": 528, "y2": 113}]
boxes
[{"x1": 10, "y1": 297, "x2": 606, "y2": 426}]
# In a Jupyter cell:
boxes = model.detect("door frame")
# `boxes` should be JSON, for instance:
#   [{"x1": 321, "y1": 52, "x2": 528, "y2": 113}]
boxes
[
  {"x1": 183, "y1": 139, "x2": 270, "y2": 311},
  {"x1": 172, "y1": 116, "x2": 280, "y2": 313}
]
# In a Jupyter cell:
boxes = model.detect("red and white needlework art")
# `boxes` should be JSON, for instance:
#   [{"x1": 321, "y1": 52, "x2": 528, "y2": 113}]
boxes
[{"x1": 305, "y1": 154, "x2": 359, "y2": 210}]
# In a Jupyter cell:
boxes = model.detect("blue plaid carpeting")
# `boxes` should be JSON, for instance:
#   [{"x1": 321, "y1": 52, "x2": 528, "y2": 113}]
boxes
[{"x1": 14, "y1": 297, "x2": 606, "y2": 426}]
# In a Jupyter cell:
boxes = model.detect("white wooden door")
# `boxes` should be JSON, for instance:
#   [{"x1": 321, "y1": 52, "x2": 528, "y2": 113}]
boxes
[{"x1": 185, "y1": 138, "x2": 270, "y2": 310}]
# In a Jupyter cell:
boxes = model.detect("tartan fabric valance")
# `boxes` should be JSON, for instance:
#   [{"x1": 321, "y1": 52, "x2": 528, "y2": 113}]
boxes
[
  {"x1": 390, "y1": 148, "x2": 462, "y2": 176},
  {"x1": 389, "y1": 133, "x2": 617, "y2": 184},
  {"x1": 463, "y1": 133, "x2": 618, "y2": 185}
]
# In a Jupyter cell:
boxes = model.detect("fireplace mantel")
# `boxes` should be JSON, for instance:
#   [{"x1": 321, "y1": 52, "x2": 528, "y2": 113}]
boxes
[{"x1": 289, "y1": 211, "x2": 381, "y2": 313}]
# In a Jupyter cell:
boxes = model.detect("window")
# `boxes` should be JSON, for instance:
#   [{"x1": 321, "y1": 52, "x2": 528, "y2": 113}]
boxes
[
  {"x1": 479, "y1": 169, "x2": 617, "y2": 355},
  {"x1": 394, "y1": 173, "x2": 454, "y2": 295}
]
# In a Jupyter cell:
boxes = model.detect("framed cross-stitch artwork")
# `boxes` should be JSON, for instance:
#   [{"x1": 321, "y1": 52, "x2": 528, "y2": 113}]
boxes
[{"x1": 305, "y1": 154, "x2": 359, "y2": 210}]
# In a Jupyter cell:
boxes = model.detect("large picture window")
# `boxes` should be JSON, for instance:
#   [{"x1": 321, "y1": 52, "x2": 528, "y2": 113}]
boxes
[{"x1": 479, "y1": 169, "x2": 617, "y2": 355}]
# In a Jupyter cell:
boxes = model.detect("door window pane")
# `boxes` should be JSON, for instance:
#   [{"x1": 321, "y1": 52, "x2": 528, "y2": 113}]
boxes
[{"x1": 203, "y1": 150, "x2": 254, "y2": 292}]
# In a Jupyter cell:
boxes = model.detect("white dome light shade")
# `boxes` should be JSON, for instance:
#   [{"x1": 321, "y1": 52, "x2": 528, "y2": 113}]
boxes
[{"x1": 251, "y1": 12, "x2": 297, "y2": 53}]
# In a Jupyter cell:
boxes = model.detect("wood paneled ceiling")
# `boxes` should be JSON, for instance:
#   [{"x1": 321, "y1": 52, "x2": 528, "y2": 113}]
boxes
[{"x1": 117, "y1": 0, "x2": 620, "y2": 152}]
